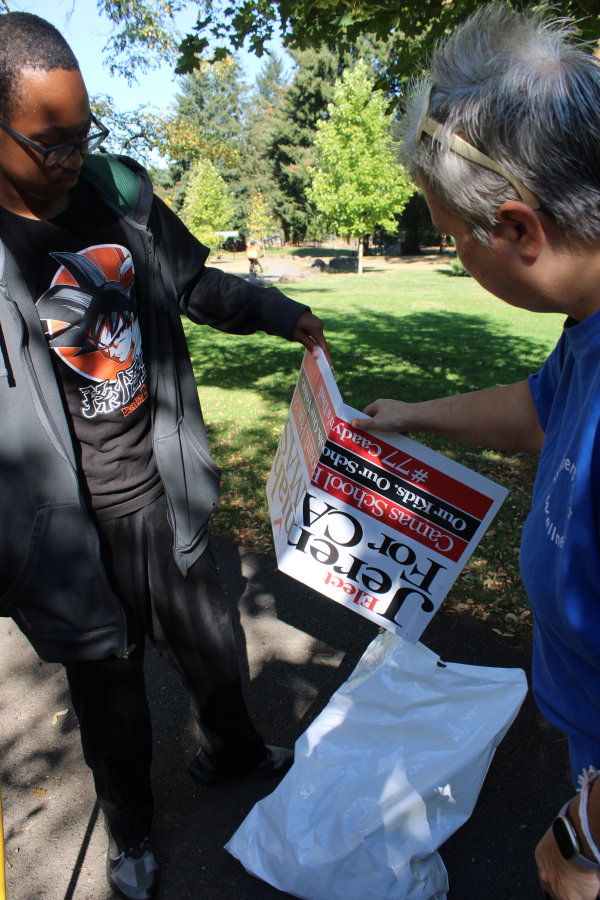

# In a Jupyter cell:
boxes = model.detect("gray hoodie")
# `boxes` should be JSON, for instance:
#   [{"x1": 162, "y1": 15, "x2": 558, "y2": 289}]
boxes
[{"x1": 0, "y1": 154, "x2": 308, "y2": 663}]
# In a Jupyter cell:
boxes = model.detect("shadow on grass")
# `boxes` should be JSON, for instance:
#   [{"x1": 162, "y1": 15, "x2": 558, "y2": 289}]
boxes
[
  {"x1": 185, "y1": 306, "x2": 552, "y2": 552},
  {"x1": 278, "y1": 248, "x2": 363, "y2": 260},
  {"x1": 436, "y1": 268, "x2": 462, "y2": 277},
  {"x1": 327, "y1": 267, "x2": 390, "y2": 276},
  {"x1": 187, "y1": 307, "x2": 551, "y2": 408}
]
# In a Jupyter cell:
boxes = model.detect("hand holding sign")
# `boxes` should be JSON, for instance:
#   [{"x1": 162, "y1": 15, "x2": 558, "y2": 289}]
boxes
[
  {"x1": 351, "y1": 398, "x2": 417, "y2": 434},
  {"x1": 290, "y1": 310, "x2": 332, "y2": 368}
]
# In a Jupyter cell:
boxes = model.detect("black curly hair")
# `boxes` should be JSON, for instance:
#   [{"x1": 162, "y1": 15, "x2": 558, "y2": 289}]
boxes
[{"x1": 0, "y1": 12, "x2": 80, "y2": 121}]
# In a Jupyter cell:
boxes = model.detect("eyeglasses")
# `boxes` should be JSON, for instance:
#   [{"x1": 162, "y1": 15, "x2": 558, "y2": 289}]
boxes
[
  {"x1": 0, "y1": 113, "x2": 110, "y2": 167},
  {"x1": 416, "y1": 83, "x2": 540, "y2": 210}
]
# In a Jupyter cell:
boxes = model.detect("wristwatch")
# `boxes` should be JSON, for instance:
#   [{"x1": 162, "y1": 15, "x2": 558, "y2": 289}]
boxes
[{"x1": 552, "y1": 801, "x2": 600, "y2": 872}]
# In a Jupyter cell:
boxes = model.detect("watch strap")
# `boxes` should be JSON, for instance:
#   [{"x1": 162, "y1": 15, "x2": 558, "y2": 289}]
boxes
[{"x1": 555, "y1": 801, "x2": 600, "y2": 873}]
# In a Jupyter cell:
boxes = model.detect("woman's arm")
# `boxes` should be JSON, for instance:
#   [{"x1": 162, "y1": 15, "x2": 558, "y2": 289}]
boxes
[{"x1": 351, "y1": 380, "x2": 544, "y2": 453}]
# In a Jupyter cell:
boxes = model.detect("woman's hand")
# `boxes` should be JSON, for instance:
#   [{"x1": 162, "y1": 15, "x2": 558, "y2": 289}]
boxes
[
  {"x1": 350, "y1": 383, "x2": 544, "y2": 453},
  {"x1": 536, "y1": 821, "x2": 600, "y2": 900},
  {"x1": 351, "y1": 399, "x2": 420, "y2": 434}
]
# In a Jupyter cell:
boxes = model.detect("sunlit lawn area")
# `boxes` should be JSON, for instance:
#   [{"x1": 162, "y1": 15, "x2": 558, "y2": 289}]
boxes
[{"x1": 184, "y1": 262, "x2": 564, "y2": 638}]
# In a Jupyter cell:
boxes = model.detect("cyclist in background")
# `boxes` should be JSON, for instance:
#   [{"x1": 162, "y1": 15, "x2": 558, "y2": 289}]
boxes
[{"x1": 246, "y1": 240, "x2": 264, "y2": 276}]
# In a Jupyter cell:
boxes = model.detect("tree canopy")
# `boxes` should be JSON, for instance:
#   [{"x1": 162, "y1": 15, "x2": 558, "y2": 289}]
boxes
[
  {"x1": 308, "y1": 61, "x2": 413, "y2": 273},
  {"x1": 2, "y1": 2, "x2": 596, "y2": 90},
  {"x1": 150, "y1": 47, "x2": 340, "y2": 241},
  {"x1": 171, "y1": 56, "x2": 245, "y2": 170},
  {"x1": 96, "y1": 0, "x2": 197, "y2": 82},
  {"x1": 152, "y1": 56, "x2": 245, "y2": 213},
  {"x1": 150, "y1": 52, "x2": 288, "y2": 233},
  {"x1": 82, "y1": 1, "x2": 600, "y2": 91},
  {"x1": 90, "y1": 94, "x2": 169, "y2": 163}
]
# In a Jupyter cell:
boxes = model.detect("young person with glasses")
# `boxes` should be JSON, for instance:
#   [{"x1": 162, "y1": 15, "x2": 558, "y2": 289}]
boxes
[
  {"x1": 353, "y1": 6, "x2": 600, "y2": 899},
  {"x1": 0, "y1": 112, "x2": 110, "y2": 167},
  {"x1": 0, "y1": 12, "x2": 330, "y2": 900}
]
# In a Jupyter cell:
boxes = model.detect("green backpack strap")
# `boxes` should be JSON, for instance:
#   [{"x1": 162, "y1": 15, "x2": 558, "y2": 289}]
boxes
[{"x1": 82, "y1": 153, "x2": 140, "y2": 218}]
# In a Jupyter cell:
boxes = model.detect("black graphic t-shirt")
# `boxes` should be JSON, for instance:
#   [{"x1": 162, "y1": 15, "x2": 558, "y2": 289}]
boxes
[{"x1": 0, "y1": 178, "x2": 162, "y2": 519}]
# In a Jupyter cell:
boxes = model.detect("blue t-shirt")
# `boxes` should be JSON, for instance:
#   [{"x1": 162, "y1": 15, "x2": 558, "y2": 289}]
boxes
[{"x1": 522, "y1": 309, "x2": 600, "y2": 755}]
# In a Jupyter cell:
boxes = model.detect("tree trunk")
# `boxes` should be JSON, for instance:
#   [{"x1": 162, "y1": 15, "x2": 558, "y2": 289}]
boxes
[
  {"x1": 403, "y1": 225, "x2": 421, "y2": 255},
  {"x1": 357, "y1": 233, "x2": 364, "y2": 275},
  {"x1": 400, "y1": 193, "x2": 422, "y2": 255},
  {"x1": 333, "y1": 232, "x2": 337, "y2": 249}
]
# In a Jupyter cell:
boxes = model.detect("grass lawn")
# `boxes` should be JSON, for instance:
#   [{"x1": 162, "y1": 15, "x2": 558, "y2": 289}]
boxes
[{"x1": 184, "y1": 263, "x2": 564, "y2": 638}]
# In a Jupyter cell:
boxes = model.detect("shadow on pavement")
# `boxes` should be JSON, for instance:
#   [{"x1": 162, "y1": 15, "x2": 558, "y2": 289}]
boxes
[
  {"x1": 151, "y1": 536, "x2": 570, "y2": 900},
  {"x1": 1, "y1": 534, "x2": 570, "y2": 900}
]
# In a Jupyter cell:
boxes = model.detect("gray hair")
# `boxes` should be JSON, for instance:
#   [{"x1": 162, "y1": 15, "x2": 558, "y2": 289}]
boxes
[{"x1": 397, "y1": 4, "x2": 600, "y2": 245}]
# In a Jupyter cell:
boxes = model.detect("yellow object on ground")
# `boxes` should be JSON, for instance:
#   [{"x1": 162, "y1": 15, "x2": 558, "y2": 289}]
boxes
[{"x1": 0, "y1": 778, "x2": 5, "y2": 900}]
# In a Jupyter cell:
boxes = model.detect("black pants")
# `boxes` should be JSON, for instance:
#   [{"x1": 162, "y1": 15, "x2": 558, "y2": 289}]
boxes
[{"x1": 65, "y1": 494, "x2": 266, "y2": 848}]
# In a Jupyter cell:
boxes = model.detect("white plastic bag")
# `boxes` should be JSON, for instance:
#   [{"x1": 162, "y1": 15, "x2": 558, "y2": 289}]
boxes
[{"x1": 226, "y1": 632, "x2": 527, "y2": 900}]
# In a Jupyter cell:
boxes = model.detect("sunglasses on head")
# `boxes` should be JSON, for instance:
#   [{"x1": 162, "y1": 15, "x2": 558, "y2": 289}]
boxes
[{"x1": 416, "y1": 83, "x2": 540, "y2": 210}]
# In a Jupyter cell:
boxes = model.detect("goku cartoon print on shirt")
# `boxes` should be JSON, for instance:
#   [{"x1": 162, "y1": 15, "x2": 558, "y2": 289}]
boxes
[{"x1": 36, "y1": 244, "x2": 148, "y2": 419}]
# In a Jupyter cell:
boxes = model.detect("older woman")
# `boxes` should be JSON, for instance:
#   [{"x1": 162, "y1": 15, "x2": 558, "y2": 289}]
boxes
[{"x1": 352, "y1": 7, "x2": 600, "y2": 899}]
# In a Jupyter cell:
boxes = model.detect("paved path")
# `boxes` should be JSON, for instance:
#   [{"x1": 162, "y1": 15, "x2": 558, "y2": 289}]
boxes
[
  {"x1": 255, "y1": 257, "x2": 299, "y2": 284},
  {"x1": 1, "y1": 536, "x2": 569, "y2": 900},
  {"x1": 206, "y1": 255, "x2": 300, "y2": 284}
]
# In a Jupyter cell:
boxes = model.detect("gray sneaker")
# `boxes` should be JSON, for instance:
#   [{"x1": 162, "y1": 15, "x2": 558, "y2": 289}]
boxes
[{"x1": 106, "y1": 829, "x2": 160, "y2": 900}]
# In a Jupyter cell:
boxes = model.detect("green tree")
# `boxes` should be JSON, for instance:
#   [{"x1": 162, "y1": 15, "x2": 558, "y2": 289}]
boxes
[
  {"x1": 246, "y1": 192, "x2": 275, "y2": 247},
  {"x1": 308, "y1": 61, "x2": 412, "y2": 274},
  {"x1": 156, "y1": 55, "x2": 245, "y2": 212},
  {"x1": 180, "y1": 157, "x2": 234, "y2": 251},
  {"x1": 224, "y1": 53, "x2": 287, "y2": 231},
  {"x1": 258, "y1": 38, "x2": 393, "y2": 242},
  {"x1": 269, "y1": 46, "x2": 337, "y2": 241},
  {"x1": 174, "y1": 56, "x2": 245, "y2": 169}
]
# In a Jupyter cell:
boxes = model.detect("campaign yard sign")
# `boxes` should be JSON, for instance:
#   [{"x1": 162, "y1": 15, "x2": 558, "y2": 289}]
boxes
[{"x1": 266, "y1": 351, "x2": 508, "y2": 643}]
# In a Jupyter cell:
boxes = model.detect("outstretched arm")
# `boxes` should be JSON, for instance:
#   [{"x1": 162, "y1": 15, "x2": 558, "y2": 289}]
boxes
[
  {"x1": 351, "y1": 381, "x2": 544, "y2": 453},
  {"x1": 152, "y1": 195, "x2": 333, "y2": 362}
]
